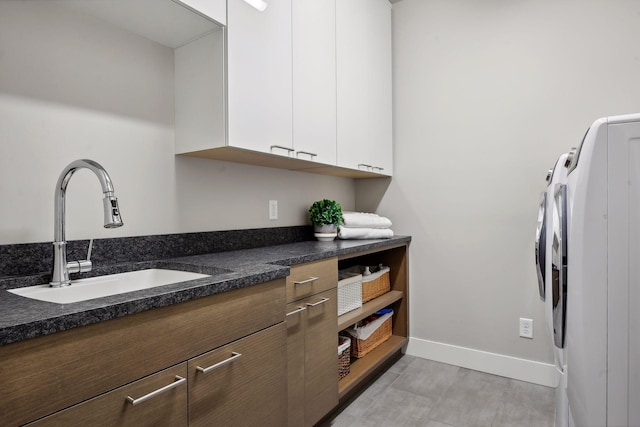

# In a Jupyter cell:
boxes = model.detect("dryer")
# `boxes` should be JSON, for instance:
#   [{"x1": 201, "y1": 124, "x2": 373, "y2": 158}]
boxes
[
  {"x1": 536, "y1": 152, "x2": 570, "y2": 427},
  {"x1": 564, "y1": 113, "x2": 640, "y2": 427}
]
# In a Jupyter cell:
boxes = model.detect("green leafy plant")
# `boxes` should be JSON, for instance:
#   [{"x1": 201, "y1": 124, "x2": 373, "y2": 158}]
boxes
[{"x1": 309, "y1": 199, "x2": 343, "y2": 227}]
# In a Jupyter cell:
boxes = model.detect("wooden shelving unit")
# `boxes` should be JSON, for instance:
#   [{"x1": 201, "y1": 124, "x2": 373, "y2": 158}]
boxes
[{"x1": 335, "y1": 243, "x2": 409, "y2": 403}]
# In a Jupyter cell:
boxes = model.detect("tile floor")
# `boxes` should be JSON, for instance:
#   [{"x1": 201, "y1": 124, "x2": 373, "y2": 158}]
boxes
[{"x1": 321, "y1": 355, "x2": 555, "y2": 427}]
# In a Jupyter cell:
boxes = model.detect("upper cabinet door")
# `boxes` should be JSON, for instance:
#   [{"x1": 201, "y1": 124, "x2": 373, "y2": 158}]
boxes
[
  {"x1": 292, "y1": 0, "x2": 336, "y2": 166},
  {"x1": 336, "y1": 0, "x2": 392, "y2": 175},
  {"x1": 227, "y1": 0, "x2": 294, "y2": 156},
  {"x1": 176, "y1": 0, "x2": 226, "y2": 25}
]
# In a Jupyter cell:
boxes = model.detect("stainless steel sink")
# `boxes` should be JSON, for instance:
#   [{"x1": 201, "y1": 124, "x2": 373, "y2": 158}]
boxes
[{"x1": 8, "y1": 269, "x2": 211, "y2": 304}]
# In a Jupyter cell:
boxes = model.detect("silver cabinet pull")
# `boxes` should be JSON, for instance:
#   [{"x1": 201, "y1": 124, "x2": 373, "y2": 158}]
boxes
[
  {"x1": 372, "y1": 166, "x2": 385, "y2": 172},
  {"x1": 358, "y1": 163, "x2": 373, "y2": 171},
  {"x1": 306, "y1": 297, "x2": 330, "y2": 307},
  {"x1": 293, "y1": 276, "x2": 318, "y2": 285},
  {"x1": 126, "y1": 375, "x2": 186, "y2": 406},
  {"x1": 271, "y1": 145, "x2": 294, "y2": 154},
  {"x1": 196, "y1": 352, "x2": 242, "y2": 374},
  {"x1": 286, "y1": 306, "x2": 307, "y2": 316},
  {"x1": 296, "y1": 150, "x2": 317, "y2": 159}
]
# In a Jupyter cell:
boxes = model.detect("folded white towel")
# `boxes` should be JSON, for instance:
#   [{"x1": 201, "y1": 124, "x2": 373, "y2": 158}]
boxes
[
  {"x1": 338, "y1": 227, "x2": 394, "y2": 240},
  {"x1": 342, "y1": 211, "x2": 392, "y2": 229}
]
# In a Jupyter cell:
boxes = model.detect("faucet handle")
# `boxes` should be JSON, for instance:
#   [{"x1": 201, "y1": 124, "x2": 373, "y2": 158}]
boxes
[
  {"x1": 67, "y1": 239, "x2": 93, "y2": 275},
  {"x1": 86, "y1": 238, "x2": 93, "y2": 261}
]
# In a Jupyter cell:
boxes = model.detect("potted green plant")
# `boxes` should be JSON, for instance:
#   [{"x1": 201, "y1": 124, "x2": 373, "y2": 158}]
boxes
[{"x1": 309, "y1": 199, "x2": 343, "y2": 241}]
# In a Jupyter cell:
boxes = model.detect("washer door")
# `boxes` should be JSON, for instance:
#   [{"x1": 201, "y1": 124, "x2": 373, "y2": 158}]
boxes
[
  {"x1": 552, "y1": 183, "x2": 568, "y2": 348},
  {"x1": 535, "y1": 192, "x2": 547, "y2": 300}
]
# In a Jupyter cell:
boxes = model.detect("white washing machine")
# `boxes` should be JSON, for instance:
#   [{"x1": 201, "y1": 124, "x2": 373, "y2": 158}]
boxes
[
  {"x1": 535, "y1": 153, "x2": 570, "y2": 427},
  {"x1": 563, "y1": 113, "x2": 640, "y2": 427}
]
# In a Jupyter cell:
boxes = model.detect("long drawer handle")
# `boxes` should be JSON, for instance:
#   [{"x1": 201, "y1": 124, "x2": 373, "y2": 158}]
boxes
[
  {"x1": 196, "y1": 352, "x2": 242, "y2": 374},
  {"x1": 286, "y1": 306, "x2": 307, "y2": 317},
  {"x1": 294, "y1": 276, "x2": 319, "y2": 285},
  {"x1": 306, "y1": 297, "x2": 330, "y2": 307},
  {"x1": 126, "y1": 375, "x2": 186, "y2": 406}
]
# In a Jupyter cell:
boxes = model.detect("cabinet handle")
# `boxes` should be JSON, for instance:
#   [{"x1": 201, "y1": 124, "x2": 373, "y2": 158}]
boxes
[
  {"x1": 296, "y1": 150, "x2": 317, "y2": 159},
  {"x1": 306, "y1": 297, "x2": 330, "y2": 307},
  {"x1": 196, "y1": 352, "x2": 242, "y2": 374},
  {"x1": 271, "y1": 145, "x2": 294, "y2": 154},
  {"x1": 286, "y1": 306, "x2": 307, "y2": 316},
  {"x1": 126, "y1": 375, "x2": 186, "y2": 406},
  {"x1": 293, "y1": 276, "x2": 319, "y2": 285},
  {"x1": 372, "y1": 166, "x2": 385, "y2": 172},
  {"x1": 358, "y1": 163, "x2": 373, "y2": 170}
]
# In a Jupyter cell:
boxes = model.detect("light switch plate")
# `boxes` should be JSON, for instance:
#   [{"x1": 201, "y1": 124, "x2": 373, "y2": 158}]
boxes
[{"x1": 269, "y1": 200, "x2": 278, "y2": 220}]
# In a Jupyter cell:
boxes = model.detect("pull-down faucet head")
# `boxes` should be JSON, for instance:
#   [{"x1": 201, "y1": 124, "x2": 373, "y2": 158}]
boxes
[{"x1": 50, "y1": 159, "x2": 123, "y2": 287}]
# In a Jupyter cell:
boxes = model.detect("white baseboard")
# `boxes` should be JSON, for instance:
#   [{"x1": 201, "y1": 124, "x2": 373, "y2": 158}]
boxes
[{"x1": 406, "y1": 337, "x2": 560, "y2": 388}]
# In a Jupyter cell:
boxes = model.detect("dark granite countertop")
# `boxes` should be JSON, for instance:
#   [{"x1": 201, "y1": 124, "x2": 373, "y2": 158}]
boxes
[{"x1": 0, "y1": 236, "x2": 410, "y2": 346}]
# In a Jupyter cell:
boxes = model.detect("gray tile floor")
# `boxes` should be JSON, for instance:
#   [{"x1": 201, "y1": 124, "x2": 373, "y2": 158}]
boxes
[{"x1": 321, "y1": 355, "x2": 555, "y2": 427}]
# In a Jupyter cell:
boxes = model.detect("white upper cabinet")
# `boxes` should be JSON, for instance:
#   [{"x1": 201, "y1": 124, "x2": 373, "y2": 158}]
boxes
[
  {"x1": 336, "y1": 0, "x2": 393, "y2": 176},
  {"x1": 174, "y1": 0, "x2": 393, "y2": 178},
  {"x1": 227, "y1": 0, "x2": 294, "y2": 156},
  {"x1": 292, "y1": 0, "x2": 337, "y2": 166},
  {"x1": 176, "y1": 0, "x2": 226, "y2": 25}
]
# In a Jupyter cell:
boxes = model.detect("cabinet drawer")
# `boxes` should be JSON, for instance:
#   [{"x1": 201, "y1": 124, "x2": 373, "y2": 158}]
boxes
[
  {"x1": 188, "y1": 322, "x2": 287, "y2": 427},
  {"x1": 286, "y1": 257, "x2": 337, "y2": 302},
  {"x1": 27, "y1": 363, "x2": 188, "y2": 427}
]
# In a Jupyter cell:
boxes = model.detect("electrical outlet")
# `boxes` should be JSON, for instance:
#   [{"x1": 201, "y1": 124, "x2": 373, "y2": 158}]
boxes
[
  {"x1": 519, "y1": 318, "x2": 533, "y2": 339},
  {"x1": 269, "y1": 200, "x2": 278, "y2": 220}
]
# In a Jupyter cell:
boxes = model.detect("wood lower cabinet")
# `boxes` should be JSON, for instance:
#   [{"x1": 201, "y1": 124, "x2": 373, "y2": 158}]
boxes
[
  {"x1": 0, "y1": 279, "x2": 285, "y2": 426},
  {"x1": 27, "y1": 364, "x2": 188, "y2": 427},
  {"x1": 188, "y1": 323, "x2": 287, "y2": 427},
  {"x1": 287, "y1": 289, "x2": 339, "y2": 427},
  {"x1": 286, "y1": 260, "x2": 339, "y2": 427}
]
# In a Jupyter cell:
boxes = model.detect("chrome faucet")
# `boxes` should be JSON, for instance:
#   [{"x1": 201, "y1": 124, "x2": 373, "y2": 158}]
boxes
[{"x1": 50, "y1": 159, "x2": 123, "y2": 287}]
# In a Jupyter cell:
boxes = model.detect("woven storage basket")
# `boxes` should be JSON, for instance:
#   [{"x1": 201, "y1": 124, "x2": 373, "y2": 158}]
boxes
[
  {"x1": 362, "y1": 267, "x2": 390, "y2": 302},
  {"x1": 338, "y1": 336, "x2": 351, "y2": 380},
  {"x1": 349, "y1": 315, "x2": 392, "y2": 359},
  {"x1": 343, "y1": 265, "x2": 391, "y2": 303},
  {"x1": 338, "y1": 271, "x2": 363, "y2": 316}
]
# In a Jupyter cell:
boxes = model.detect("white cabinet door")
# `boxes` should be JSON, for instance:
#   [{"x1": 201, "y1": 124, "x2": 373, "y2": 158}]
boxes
[
  {"x1": 292, "y1": 0, "x2": 336, "y2": 166},
  {"x1": 336, "y1": 0, "x2": 392, "y2": 176},
  {"x1": 227, "y1": 0, "x2": 293, "y2": 156},
  {"x1": 177, "y1": 0, "x2": 226, "y2": 25}
]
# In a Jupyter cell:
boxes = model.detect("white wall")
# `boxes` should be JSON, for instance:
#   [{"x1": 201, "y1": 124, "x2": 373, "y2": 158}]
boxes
[
  {"x1": 358, "y1": 0, "x2": 640, "y2": 379},
  {"x1": 0, "y1": 2, "x2": 355, "y2": 245}
]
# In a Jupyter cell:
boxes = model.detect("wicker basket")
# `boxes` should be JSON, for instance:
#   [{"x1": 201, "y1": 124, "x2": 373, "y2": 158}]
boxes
[
  {"x1": 338, "y1": 271, "x2": 363, "y2": 316},
  {"x1": 362, "y1": 267, "x2": 390, "y2": 302},
  {"x1": 343, "y1": 265, "x2": 391, "y2": 303},
  {"x1": 338, "y1": 336, "x2": 351, "y2": 380},
  {"x1": 349, "y1": 315, "x2": 392, "y2": 358}
]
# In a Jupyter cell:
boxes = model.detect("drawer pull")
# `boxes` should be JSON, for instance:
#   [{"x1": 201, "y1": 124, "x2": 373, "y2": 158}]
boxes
[
  {"x1": 294, "y1": 276, "x2": 319, "y2": 285},
  {"x1": 126, "y1": 375, "x2": 186, "y2": 406},
  {"x1": 286, "y1": 306, "x2": 307, "y2": 317},
  {"x1": 196, "y1": 352, "x2": 242, "y2": 374},
  {"x1": 306, "y1": 297, "x2": 330, "y2": 307}
]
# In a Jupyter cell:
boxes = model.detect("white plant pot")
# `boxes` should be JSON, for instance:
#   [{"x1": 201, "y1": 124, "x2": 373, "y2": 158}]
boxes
[{"x1": 314, "y1": 224, "x2": 338, "y2": 241}]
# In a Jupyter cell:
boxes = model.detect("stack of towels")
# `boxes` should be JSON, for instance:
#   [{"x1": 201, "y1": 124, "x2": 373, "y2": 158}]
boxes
[{"x1": 338, "y1": 211, "x2": 394, "y2": 240}]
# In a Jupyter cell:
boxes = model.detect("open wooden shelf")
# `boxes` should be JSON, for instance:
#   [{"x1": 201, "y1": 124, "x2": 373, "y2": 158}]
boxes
[
  {"x1": 338, "y1": 335, "x2": 407, "y2": 399},
  {"x1": 338, "y1": 290, "x2": 403, "y2": 330}
]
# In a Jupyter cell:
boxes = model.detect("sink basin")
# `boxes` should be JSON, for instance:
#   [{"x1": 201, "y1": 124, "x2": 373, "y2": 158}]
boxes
[{"x1": 8, "y1": 269, "x2": 212, "y2": 304}]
